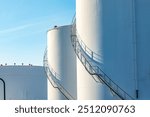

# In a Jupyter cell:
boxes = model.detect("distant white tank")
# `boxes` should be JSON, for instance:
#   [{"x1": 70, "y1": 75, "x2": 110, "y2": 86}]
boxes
[
  {"x1": 0, "y1": 65, "x2": 47, "y2": 100},
  {"x1": 47, "y1": 25, "x2": 77, "y2": 100}
]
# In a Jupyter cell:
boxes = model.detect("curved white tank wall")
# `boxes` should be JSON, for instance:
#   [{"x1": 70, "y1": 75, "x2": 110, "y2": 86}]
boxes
[
  {"x1": 76, "y1": 0, "x2": 113, "y2": 99},
  {"x1": 0, "y1": 66, "x2": 47, "y2": 100},
  {"x1": 47, "y1": 25, "x2": 77, "y2": 100},
  {"x1": 76, "y1": 0, "x2": 102, "y2": 56},
  {"x1": 77, "y1": 0, "x2": 150, "y2": 99}
]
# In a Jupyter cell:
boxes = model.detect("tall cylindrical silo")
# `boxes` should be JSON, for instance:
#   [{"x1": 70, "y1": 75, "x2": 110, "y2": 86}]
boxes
[
  {"x1": 76, "y1": 0, "x2": 150, "y2": 100},
  {"x1": 47, "y1": 25, "x2": 77, "y2": 100},
  {"x1": 76, "y1": 0, "x2": 113, "y2": 99}
]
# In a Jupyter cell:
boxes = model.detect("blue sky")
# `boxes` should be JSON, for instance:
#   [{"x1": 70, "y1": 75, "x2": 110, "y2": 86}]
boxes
[{"x1": 0, "y1": 0, "x2": 75, "y2": 66}]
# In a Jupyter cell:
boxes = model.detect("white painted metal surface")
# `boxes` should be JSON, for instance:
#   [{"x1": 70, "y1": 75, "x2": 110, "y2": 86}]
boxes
[
  {"x1": 1, "y1": 0, "x2": 149, "y2": 100},
  {"x1": 0, "y1": 66, "x2": 47, "y2": 100},
  {"x1": 76, "y1": 0, "x2": 150, "y2": 99},
  {"x1": 47, "y1": 25, "x2": 77, "y2": 100},
  {"x1": 76, "y1": 0, "x2": 113, "y2": 99}
]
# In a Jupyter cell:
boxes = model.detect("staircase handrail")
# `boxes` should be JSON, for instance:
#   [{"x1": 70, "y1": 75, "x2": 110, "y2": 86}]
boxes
[
  {"x1": 71, "y1": 17, "x2": 134, "y2": 100},
  {"x1": 43, "y1": 49, "x2": 75, "y2": 100}
]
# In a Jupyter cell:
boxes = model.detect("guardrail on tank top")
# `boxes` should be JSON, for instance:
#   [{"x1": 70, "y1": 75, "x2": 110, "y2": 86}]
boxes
[
  {"x1": 71, "y1": 18, "x2": 134, "y2": 100},
  {"x1": 43, "y1": 50, "x2": 75, "y2": 100}
]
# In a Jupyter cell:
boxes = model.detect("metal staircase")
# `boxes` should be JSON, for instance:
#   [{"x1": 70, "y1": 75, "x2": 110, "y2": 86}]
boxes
[
  {"x1": 71, "y1": 19, "x2": 134, "y2": 100},
  {"x1": 43, "y1": 50, "x2": 75, "y2": 100}
]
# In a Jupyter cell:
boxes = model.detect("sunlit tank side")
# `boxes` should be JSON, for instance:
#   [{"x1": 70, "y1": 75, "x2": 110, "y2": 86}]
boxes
[
  {"x1": 76, "y1": 0, "x2": 113, "y2": 99},
  {"x1": 0, "y1": 65, "x2": 47, "y2": 100},
  {"x1": 47, "y1": 25, "x2": 77, "y2": 100}
]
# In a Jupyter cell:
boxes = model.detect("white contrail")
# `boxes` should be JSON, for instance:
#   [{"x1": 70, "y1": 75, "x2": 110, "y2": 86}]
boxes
[{"x1": 0, "y1": 23, "x2": 36, "y2": 34}]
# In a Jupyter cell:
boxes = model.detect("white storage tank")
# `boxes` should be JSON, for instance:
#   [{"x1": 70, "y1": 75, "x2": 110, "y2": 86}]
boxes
[
  {"x1": 76, "y1": 0, "x2": 113, "y2": 99},
  {"x1": 76, "y1": 0, "x2": 150, "y2": 100},
  {"x1": 0, "y1": 65, "x2": 47, "y2": 100},
  {"x1": 47, "y1": 25, "x2": 77, "y2": 100}
]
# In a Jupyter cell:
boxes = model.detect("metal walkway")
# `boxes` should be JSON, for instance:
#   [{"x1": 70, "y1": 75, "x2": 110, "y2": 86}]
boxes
[{"x1": 71, "y1": 19, "x2": 134, "y2": 100}]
